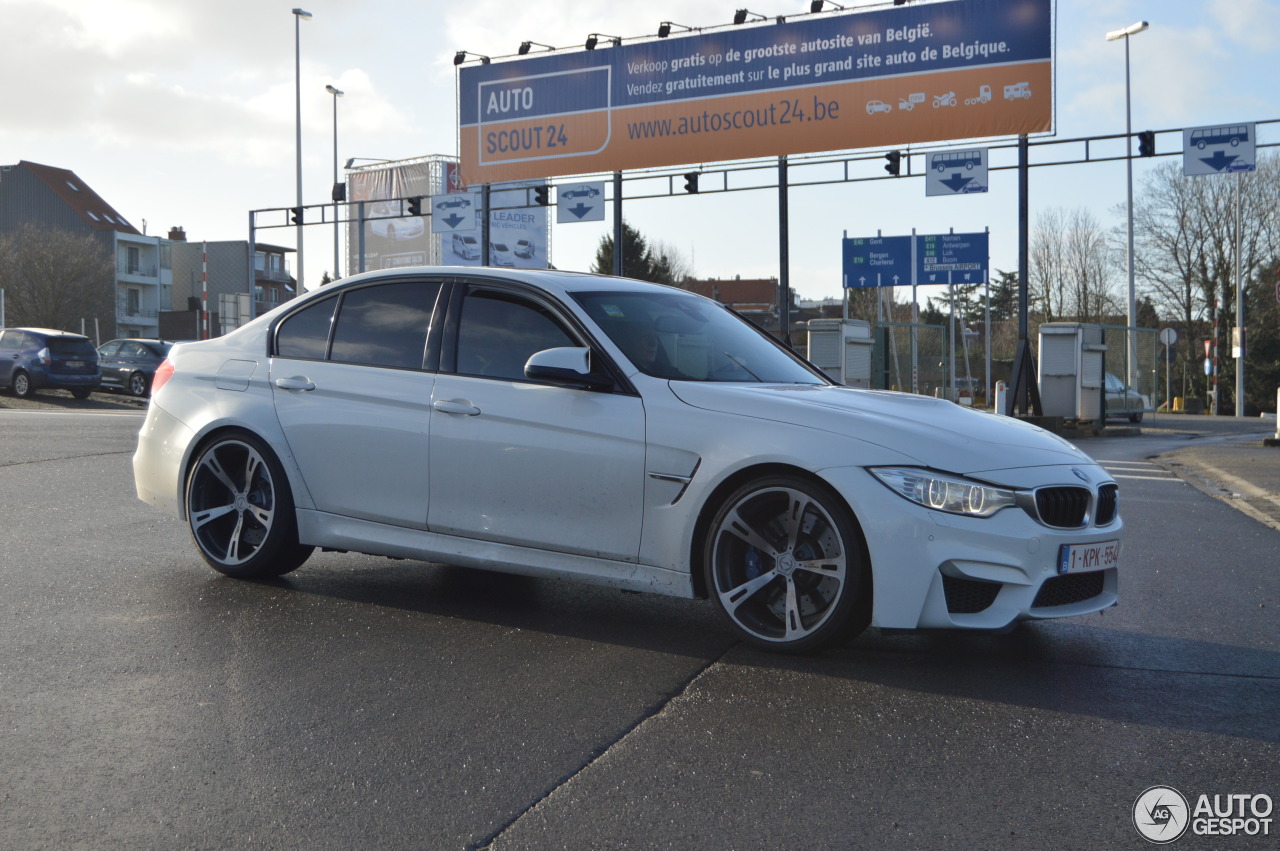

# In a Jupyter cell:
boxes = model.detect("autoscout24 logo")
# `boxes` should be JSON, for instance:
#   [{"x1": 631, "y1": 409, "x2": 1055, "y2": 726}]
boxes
[{"x1": 1133, "y1": 786, "x2": 1275, "y2": 843}]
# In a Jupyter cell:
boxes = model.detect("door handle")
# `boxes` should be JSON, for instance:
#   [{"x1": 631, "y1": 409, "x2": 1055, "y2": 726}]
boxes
[
  {"x1": 274, "y1": 377, "x2": 315, "y2": 391},
  {"x1": 432, "y1": 399, "x2": 481, "y2": 416}
]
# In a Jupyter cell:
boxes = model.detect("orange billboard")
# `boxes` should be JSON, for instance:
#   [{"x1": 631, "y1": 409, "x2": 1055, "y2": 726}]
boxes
[{"x1": 458, "y1": 0, "x2": 1052, "y2": 184}]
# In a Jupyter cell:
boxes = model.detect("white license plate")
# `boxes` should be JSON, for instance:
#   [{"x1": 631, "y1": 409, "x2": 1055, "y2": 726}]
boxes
[
  {"x1": 66, "y1": 360, "x2": 84, "y2": 368},
  {"x1": 1058, "y1": 540, "x2": 1120, "y2": 574}
]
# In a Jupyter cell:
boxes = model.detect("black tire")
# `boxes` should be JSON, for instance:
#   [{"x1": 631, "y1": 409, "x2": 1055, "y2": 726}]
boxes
[
  {"x1": 12, "y1": 370, "x2": 34, "y2": 398},
  {"x1": 70, "y1": 387, "x2": 93, "y2": 400},
  {"x1": 1129, "y1": 411, "x2": 1143, "y2": 424},
  {"x1": 128, "y1": 372, "x2": 149, "y2": 397},
  {"x1": 185, "y1": 430, "x2": 313, "y2": 578},
  {"x1": 704, "y1": 475, "x2": 871, "y2": 653}
]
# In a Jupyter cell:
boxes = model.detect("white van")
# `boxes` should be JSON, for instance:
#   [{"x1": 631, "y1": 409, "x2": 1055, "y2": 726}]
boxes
[{"x1": 451, "y1": 233, "x2": 480, "y2": 260}]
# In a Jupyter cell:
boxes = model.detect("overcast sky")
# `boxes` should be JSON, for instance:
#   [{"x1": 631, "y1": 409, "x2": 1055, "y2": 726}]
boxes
[{"x1": 1, "y1": 0, "x2": 1276, "y2": 296}]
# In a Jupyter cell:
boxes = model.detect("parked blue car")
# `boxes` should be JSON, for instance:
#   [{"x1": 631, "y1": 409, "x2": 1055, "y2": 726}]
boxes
[{"x1": 0, "y1": 327, "x2": 101, "y2": 399}]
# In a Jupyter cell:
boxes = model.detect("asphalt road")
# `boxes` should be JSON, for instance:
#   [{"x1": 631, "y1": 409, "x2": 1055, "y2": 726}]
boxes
[{"x1": 0, "y1": 402, "x2": 1276, "y2": 849}]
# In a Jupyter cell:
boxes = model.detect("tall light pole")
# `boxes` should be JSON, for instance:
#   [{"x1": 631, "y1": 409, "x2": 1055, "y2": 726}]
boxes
[
  {"x1": 326, "y1": 84, "x2": 344, "y2": 282},
  {"x1": 1106, "y1": 20, "x2": 1148, "y2": 391},
  {"x1": 293, "y1": 8, "x2": 312, "y2": 292}
]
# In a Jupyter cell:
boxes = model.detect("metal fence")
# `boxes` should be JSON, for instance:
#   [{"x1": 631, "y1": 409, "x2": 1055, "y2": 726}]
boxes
[{"x1": 872, "y1": 322, "x2": 950, "y2": 397}]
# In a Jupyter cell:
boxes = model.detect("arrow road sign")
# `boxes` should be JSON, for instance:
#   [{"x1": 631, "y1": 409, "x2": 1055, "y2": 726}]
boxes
[
  {"x1": 1183, "y1": 123, "x2": 1255, "y2": 176},
  {"x1": 926, "y1": 149, "x2": 988, "y2": 197},
  {"x1": 556, "y1": 182, "x2": 606, "y2": 223},
  {"x1": 430, "y1": 191, "x2": 478, "y2": 232},
  {"x1": 842, "y1": 236, "x2": 912, "y2": 288}
]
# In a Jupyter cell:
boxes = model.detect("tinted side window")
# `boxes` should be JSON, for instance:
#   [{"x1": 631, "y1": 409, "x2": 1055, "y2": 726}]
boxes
[
  {"x1": 99, "y1": 342, "x2": 122, "y2": 357},
  {"x1": 455, "y1": 291, "x2": 576, "y2": 381},
  {"x1": 276, "y1": 295, "x2": 339, "y2": 360},
  {"x1": 330, "y1": 282, "x2": 440, "y2": 370}
]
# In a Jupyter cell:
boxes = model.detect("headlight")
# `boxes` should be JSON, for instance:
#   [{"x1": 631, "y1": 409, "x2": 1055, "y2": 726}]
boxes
[{"x1": 869, "y1": 467, "x2": 1017, "y2": 518}]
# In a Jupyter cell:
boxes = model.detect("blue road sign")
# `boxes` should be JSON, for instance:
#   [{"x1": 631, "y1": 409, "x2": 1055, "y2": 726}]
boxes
[
  {"x1": 842, "y1": 236, "x2": 912, "y2": 288},
  {"x1": 916, "y1": 232, "x2": 989, "y2": 284},
  {"x1": 1183, "y1": 122, "x2": 1256, "y2": 176}
]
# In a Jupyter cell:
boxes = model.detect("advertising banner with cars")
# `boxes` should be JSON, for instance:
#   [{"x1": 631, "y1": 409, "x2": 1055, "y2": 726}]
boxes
[
  {"x1": 444, "y1": 181, "x2": 551, "y2": 270},
  {"x1": 346, "y1": 161, "x2": 437, "y2": 272},
  {"x1": 458, "y1": 0, "x2": 1051, "y2": 183}
]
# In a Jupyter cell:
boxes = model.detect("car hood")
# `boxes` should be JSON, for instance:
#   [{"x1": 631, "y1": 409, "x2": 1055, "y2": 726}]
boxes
[{"x1": 668, "y1": 383, "x2": 1089, "y2": 476}]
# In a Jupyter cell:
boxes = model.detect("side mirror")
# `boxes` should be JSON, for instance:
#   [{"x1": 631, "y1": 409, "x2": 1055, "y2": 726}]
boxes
[{"x1": 524, "y1": 347, "x2": 613, "y2": 390}]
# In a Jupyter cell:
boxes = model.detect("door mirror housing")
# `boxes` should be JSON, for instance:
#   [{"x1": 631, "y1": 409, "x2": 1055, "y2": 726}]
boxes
[{"x1": 525, "y1": 347, "x2": 613, "y2": 390}]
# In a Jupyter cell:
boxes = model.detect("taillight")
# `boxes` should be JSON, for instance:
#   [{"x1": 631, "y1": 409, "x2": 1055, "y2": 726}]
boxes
[
  {"x1": 151, "y1": 359, "x2": 175, "y2": 394},
  {"x1": 37, "y1": 346, "x2": 51, "y2": 365}
]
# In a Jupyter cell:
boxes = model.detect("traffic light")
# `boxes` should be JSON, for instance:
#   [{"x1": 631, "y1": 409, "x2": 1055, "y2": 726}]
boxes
[
  {"x1": 407, "y1": 196, "x2": 422, "y2": 216},
  {"x1": 331, "y1": 182, "x2": 346, "y2": 202},
  {"x1": 289, "y1": 207, "x2": 303, "y2": 224},
  {"x1": 1138, "y1": 130, "x2": 1156, "y2": 157},
  {"x1": 534, "y1": 185, "x2": 549, "y2": 206},
  {"x1": 683, "y1": 172, "x2": 700, "y2": 193},
  {"x1": 884, "y1": 150, "x2": 901, "y2": 176}
]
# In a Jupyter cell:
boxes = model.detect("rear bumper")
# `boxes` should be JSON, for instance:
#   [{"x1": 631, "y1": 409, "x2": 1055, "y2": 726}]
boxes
[
  {"x1": 33, "y1": 370, "x2": 100, "y2": 389},
  {"x1": 134, "y1": 402, "x2": 195, "y2": 517}
]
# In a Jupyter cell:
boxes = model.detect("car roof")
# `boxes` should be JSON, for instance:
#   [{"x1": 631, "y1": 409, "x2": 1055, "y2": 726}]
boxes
[
  {"x1": 2, "y1": 327, "x2": 90, "y2": 340},
  {"x1": 312, "y1": 266, "x2": 687, "y2": 301}
]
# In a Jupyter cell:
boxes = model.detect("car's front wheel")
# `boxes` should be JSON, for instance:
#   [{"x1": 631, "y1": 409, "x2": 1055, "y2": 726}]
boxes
[
  {"x1": 186, "y1": 431, "x2": 313, "y2": 578},
  {"x1": 1129, "y1": 411, "x2": 1144, "y2": 424},
  {"x1": 70, "y1": 387, "x2": 92, "y2": 400},
  {"x1": 704, "y1": 476, "x2": 871, "y2": 653}
]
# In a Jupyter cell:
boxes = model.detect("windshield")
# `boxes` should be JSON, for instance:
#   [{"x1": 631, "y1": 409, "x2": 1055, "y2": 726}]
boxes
[{"x1": 573, "y1": 289, "x2": 826, "y2": 384}]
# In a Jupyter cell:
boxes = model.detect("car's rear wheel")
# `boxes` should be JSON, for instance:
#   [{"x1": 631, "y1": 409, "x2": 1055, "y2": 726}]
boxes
[
  {"x1": 70, "y1": 387, "x2": 92, "y2": 400},
  {"x1": 704, "y1": 476, "x2": 871, "y2": 653},
  {"x1": 128, "y1": 372, "x2": 149, "y2": 397},
  {"x1": 12, "y1": 370, "x2": 33, "y2": 398},
  {"x1": 186, "y1": 431, "x2": 313, "y2": 578}
]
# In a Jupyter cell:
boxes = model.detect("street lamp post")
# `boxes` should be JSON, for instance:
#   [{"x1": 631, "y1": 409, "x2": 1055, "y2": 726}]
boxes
[
  {"x1": 1106, "y1": 20, "x2": 1148, "y2": 392},
  {"x1": 326, "y1": 84, "x2": 344, "y2": 282},
  {"x1": 293, "y1": 8, "x2": 312, "y2": 293}
]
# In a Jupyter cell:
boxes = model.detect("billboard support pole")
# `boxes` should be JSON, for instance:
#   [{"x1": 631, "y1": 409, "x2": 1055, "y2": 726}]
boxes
[
  {"x1": 613, "y1": 171, "x2": 623, "y2": 276},
  {"x1": 778, "y1": 156, "x2": 791, "y2": 346},
  {"x1": 357, "y1": 200, "x2": 367, "y2": 274},
  {"x1": 247, "y1": 212, "x2": 257, "y2": 323},
  {"x1": 1007, "y1": 134, "x2": 1041, "y2": 416},
  {"x1": 481, "y1": 185, "x2": 491, "y2": 266}
]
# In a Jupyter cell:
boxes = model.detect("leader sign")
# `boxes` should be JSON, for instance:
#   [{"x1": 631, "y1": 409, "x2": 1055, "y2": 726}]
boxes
[{"x1": 458, "y1": 0, "x2": 1051, "y2": 183}]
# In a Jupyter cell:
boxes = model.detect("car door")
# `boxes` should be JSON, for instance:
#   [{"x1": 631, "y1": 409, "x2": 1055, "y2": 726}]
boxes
[
  {"x1": 97, "y1": 342, "x2": 123, "y2": 387},
  {"x1": 427, "y1": 283, "x2": 646, "y2": 563},
  {"x1": 0, "y1": 330, "x2": 21, "y2": 386},
  {"x1": 115, "y1": 341, "x2": 147, "y2": 387},
  {"x1": 271, "y1": 279, "x2": 443, "y2": 529}
]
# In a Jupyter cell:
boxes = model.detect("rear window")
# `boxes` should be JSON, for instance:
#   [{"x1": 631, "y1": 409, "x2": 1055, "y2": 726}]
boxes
[{"x1": 48, "y1": 338, "x2": 97, "y2": 358}]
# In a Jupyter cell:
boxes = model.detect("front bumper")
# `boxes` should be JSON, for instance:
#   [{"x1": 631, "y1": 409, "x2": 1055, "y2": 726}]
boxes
[{"x1": 822, "y1": 465, "x2": 1121, "y2": 631}]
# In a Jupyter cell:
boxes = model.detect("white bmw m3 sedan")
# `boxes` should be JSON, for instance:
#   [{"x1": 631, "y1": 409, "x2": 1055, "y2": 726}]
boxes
[{"x1": 134, "y1": 267, "x2": 1121, "y2": 653}]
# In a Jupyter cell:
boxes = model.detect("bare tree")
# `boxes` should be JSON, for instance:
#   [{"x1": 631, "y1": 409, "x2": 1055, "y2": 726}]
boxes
[
  {"x1": 1031, "y1": 207, "x2": 1121, "y2": 324},
  {"x1": 647, "y1": 238, "x2": 694, "y2": 287},
  {"x1": 1030, "y1": 207, "x2": 1067, "y2": 322},
  {"x1": 0, "y1": 225, "x2": 114, "y2": 335}
]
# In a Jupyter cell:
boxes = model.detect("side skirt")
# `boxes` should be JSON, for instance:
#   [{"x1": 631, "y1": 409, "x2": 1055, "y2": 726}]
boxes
[{"x1": 296, "y1": 510, "x2": 696, "y2": 599}]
